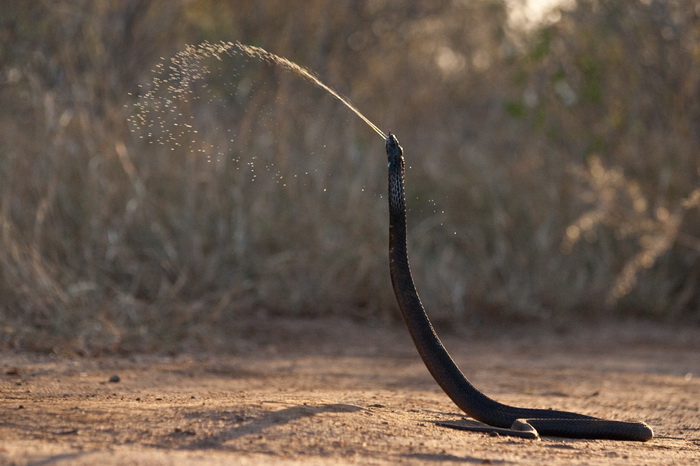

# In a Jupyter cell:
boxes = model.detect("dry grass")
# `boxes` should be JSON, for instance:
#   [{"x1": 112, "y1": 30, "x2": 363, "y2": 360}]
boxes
[{"x1": 1, "y1": 0, "x2": 698, "y2": 353}]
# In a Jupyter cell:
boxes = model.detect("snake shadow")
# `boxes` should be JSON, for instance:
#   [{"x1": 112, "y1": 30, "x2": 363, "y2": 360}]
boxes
[{"x1": 178, "y1": 403, "x2": 363, "y2": 450}]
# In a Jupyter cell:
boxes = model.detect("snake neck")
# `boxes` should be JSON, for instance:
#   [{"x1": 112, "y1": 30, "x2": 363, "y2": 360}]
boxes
[
  {"x1": 386, "y1": 134, "x2": 416, "y2": 322},
  {"x1": 387, "y1": 134, "x2": 405, "y2": 222},
  {"x1": 386, "y1": 134, "x2": 448, "y2": 365}
]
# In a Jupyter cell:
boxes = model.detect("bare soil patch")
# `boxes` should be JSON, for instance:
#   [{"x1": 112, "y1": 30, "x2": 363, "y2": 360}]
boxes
[{"x1": 1, "y1": 318, "x2": 699, "y2": 464}]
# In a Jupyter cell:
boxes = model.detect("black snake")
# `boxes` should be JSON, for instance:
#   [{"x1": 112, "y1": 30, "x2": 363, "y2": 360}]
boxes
[{"x1": 385, "y1": 133, "x2": 653, "y2": 441}]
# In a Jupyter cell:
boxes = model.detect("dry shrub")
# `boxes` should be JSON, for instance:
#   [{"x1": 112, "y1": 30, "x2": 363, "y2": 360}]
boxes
[{"x1": 1, "y1": 0, "x2": 698, "y2": 353}]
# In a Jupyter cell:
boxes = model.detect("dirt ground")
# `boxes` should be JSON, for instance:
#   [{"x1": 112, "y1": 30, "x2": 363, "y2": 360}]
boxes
[{"x1": 1, "y1": 317, "x2": 699, "y2": 465}]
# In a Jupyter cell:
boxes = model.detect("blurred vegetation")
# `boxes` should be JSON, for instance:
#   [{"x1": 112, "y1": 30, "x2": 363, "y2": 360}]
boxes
[{"x1": 1, "y1": 0, "x2": 698, "y2": 353}]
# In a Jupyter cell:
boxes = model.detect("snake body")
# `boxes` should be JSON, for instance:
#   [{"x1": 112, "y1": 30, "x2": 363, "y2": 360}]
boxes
[{"x1": 385, "y1": 133, "x2": 653, "y2": 441}]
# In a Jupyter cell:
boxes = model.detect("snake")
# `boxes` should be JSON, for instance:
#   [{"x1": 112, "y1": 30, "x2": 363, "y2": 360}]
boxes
[{"x1": 385, "y1": 133, "x2": 653, "y2": 441}]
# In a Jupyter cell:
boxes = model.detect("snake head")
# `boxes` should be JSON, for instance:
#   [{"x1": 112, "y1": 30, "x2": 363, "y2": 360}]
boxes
[{"x1": 386, "y1": 132, "x2": 404, "y2": 169}]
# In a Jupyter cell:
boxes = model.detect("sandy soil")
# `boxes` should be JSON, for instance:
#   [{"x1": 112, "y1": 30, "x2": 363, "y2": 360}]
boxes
[{"x1": 1, "y1": 318, "x2": 699, "y2": 465}]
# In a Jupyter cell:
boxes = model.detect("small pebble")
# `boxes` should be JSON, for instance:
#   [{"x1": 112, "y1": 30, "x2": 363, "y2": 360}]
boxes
[{"x1": 108, "y1": 375, "x2": 120, "y2": 383}]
